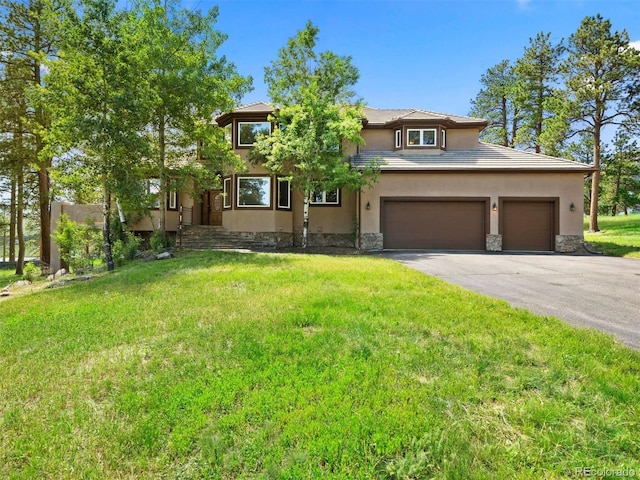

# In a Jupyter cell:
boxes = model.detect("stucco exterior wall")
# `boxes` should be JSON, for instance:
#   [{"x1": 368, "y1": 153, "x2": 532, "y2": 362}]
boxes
[
  {"x1": 362, "y1": 129, "x2": 393, "y2": 150},
  {"x1": 360, "y1": 172, "x2": 585, "y2": 236},
  {"x1": 290, "y1": 189, "x2": 357, "y2": 236},
  {"x1": 447, "y1": 129, "x2": 482, "y2": 150}
]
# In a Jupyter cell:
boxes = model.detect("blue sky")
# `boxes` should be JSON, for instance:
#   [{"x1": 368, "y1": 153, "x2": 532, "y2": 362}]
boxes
[{"x1": 203, "y1": 0, "x2": 640, "y2": 117}]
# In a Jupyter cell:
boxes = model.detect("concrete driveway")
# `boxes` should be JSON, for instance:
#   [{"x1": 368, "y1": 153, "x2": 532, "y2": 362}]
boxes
[{"x1": 382, "y1": 251, "x2": 640, "y2": 349}]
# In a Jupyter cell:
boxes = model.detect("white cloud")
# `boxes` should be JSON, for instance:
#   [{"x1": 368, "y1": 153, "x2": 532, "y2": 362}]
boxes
[{"x1": 629, "y1": 40, "x2": 640, "y2": 51}]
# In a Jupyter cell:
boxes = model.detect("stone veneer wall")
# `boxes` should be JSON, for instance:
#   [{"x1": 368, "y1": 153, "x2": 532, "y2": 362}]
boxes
[
  {"x1": 486, "y1": 234, "x2": 502, "y2": 252},
  {"x1": 293, "y1": 233, "x2": 355, "y2": 248},
  {"x1": 360, "y1": 233, "x2": 384, "y2": 251},
  {"x1": 555, "y1": 234, "x2": 583, "y2": 253}
]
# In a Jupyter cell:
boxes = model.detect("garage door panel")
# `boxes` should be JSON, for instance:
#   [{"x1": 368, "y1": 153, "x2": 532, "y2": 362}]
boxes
[
  {"x1": 501, "y1": 201, "x2": 555, "y2": 251},
  {"x1": 383, "y1": 200, "x2": 486, "y2": 250}
]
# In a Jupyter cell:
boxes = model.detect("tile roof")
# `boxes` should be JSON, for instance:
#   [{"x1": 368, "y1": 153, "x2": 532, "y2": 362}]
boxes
[
  {"x1": 361, "y1": 106, "x2": 486, "y2": 126},
  {"x1": 351, "y1": 143, "x2": 594, "y2": 172},
  {"x1": 216, "y1": 103, "x2": 486, "y2": 128},
  {"x1": 232, "y1": 101, "x2": 274, "y2": 113}
]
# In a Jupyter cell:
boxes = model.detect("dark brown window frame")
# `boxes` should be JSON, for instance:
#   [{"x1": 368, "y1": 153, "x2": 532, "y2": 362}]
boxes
[
  {"x1": 235, "y1": 174, "x2": 273, "y2": 210},
  {"x1": 235, "y1": 119, "x2": 272, "y2": 149},
  {"x1": 310, "y1": 188, "x2": 341, "y2": 207},
  {"x1": 276, "y1": 177, "x2": 292, "y2": 211}
]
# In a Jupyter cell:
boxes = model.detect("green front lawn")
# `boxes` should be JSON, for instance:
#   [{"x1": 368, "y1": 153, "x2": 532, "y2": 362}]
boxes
[
  {"x1": 1, "y1": 251, "x2": 639, "y2": 478},
  {"x1": 584, "y1": 213, "x2": 640, "y2": 258},
  {"x1": 0, "y1": 267, "x2": 21, "y2": 289}
]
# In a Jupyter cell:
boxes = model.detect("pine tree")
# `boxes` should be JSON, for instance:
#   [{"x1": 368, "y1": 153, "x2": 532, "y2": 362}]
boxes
[
  {"x1": 514, "y1": 32, "x2": 564, "y2": 153},
  {"x1": 470, "y1": 60, "x2": 519, "y2": 147},
  {"x1": 560, "y1": 15, "x2": 640, "y2": 232}
]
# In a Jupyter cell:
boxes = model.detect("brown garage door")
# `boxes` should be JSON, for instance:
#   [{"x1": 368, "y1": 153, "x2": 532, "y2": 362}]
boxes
[
  {"x1": 383, "y1": 200, "x2": 486, "y2": 250},
  {"x1": 501, "y1": 200, "x2": 556, "y2": 251}
]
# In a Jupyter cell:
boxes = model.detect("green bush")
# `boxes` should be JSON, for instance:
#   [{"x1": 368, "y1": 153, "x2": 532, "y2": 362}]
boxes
[
  {"x1": 112, "y1": 231, "x2": 142, "y2": 266},
  {"x1": 53, "y1": 213, "x2": 102, "y2": 272},
  {"x1": 150, "y1": 230, "x2": 174, "y2": 254},
  {"x1": 22, "y1": 262, "x2": 40, "y2": 282}
]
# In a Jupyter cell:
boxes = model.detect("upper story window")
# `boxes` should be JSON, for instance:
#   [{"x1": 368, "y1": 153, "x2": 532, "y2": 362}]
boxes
[
  {"x1": 395, "y1": 130, "x2": 402, "y2": 148},
  {"x1": 145, "y1": 178, "x2": 161, "y2": 208},
  {"x1": 237, "y1": 121, "x2": 271, "y2": 147},
  {"x1": 407, "y1": 128, "x2": 436, "y2": 146},
  {"x1": 441, "y1": 129, "x2": 446, "y2": 149},
  {"x1": 311, "y1": 189, "x2": 340, "y2": 206}
]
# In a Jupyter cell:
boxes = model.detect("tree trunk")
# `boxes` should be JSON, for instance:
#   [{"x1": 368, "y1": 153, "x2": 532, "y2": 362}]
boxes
[
  {"x1": 589, "y1": 123, "x2": 601, "y2": 232},
  {"x1": 38, "y1": 165, "x2": 51, "y2": 270},
  {"x1": 612, "y1": 165, "x2": 622, "y2": 217},
  {"x1": 9, "y1": 178, "x2": 16, "y2": 262},
  {"x1": 158, "y1": 113, "x2": 167, "y2": 241},
  {"x1": 34, "y1": 32, "x2": 51, "y2": 272},
  {"x1": 102, "y1": 180, "x2": 115, "y2": 271},
  {"x1": 15, "y1": 169, "x2": 25, "y2": 276},
  {"x1": 501, "y1": 96, "x2": 508, "y2": 147},
  {"x1": 302, "y1": 188, "x2": 310, "y2": 249}
]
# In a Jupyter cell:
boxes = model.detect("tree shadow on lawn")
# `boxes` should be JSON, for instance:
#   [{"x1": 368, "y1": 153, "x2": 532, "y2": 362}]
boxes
[{"x1": 585, "y1": 241, "x2": 640, "y2": 257}]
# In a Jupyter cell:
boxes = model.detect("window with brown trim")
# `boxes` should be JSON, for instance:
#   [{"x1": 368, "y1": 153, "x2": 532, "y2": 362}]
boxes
[
  {"x1": 236, "y1": 176, "x2": 272, "y2": 208},
  {"x1": 167, "y1": 190, "x2": 178, "y2": 210},
  {"x1": 407, "y1": 128, "x2": 436, "y2": 146},
  {"x1": 237, "y1": 121, "x2": 271, "y2": 147},
  {"x1": 277, "y1": 178, "x2": 291, "y2": 210},
  {"x1": 223, "y1": 177, "x2": 232, "y2": 209},
  {"x1": 311, "y1": 189, "x2": 340, "y2": 206}
]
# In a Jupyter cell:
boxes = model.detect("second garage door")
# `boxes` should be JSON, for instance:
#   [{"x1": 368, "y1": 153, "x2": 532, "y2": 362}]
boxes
[
  {"x1": 383, "y1": 199, "x2": 487, "y2": 250},
  {"x1": 501, "y1": 199, "x2": 556, "y2": 251}
]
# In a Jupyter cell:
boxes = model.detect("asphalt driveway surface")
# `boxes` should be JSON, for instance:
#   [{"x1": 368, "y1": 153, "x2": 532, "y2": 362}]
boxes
[{"x1": 382, "y1": 251, "x2": 640, "y2": 349}]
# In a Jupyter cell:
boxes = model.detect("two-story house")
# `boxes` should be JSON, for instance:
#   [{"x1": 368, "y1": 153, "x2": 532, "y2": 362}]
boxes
[
  {"x1": 50, "y1": 100, "x2": 593, "y2": 272},
  {"x1": 202, "y1": 101, "x2": 591, "y2": 252}
]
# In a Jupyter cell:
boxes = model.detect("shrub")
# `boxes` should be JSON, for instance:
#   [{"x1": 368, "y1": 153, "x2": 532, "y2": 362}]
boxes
[
  {"x1": 112, "y1": 231, "x2": 142, "y2": 266},
  {"x1": 53, "y1": 213, "x2": 102, "y2": 272},
  {"x1": 150, "y1": 230, "x2": 174, "y2": 254},
  {"x1": 22, "y1": 262, "x2": 40, "y2": 282}
]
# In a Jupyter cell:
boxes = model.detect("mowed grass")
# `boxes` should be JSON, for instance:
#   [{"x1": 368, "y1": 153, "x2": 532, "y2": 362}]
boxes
[
  {"x1": 1, "y1": 251, "x2": 639, "y2": 479},
  {"x1": 0, "y1": 268, "x2": 20, "y2": 289},
  {"x1": 584, "y1": 213, "x2": 640, "y2": 258}
]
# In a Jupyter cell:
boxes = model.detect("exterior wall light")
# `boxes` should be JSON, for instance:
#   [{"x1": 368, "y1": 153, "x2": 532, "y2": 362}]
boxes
[
  {"x1": 492, "y1": 202, "x2": 497, "y2": 212},
  {"x1": 366, "y1": 201, "x2": 371, "y2": 210},
  {"x1": 570, "y1": 202, "x2": 576, "y2": 212}
]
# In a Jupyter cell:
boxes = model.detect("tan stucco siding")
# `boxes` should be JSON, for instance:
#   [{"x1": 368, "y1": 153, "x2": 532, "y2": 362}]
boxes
[
  {"x1": 362, "y1": 129, "x2": 394, "y2": 150},
  {"x1": 447, "y1": 129, "x2": 481, "y2": 150},
  {"x1": 128, "y1": 189, "x2": 195, "y2": 232},
  {"x1": 360, "y1": 172, "x2": 585, "y2": 236},
  {"x1": 291, "y1": 189, "x2": 356, "y2": 235}
]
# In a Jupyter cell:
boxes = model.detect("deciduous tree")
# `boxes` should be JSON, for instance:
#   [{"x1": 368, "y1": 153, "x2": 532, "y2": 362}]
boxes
[
  {"x1": 253, "y1": 21, "x2": 378, "y2": 248},
  {"x1": 133, "y1": 0, "x2": 251, "y2": 242},
  {"x1": 43, "y1": 0, "x2": 150, "y2": 270}
]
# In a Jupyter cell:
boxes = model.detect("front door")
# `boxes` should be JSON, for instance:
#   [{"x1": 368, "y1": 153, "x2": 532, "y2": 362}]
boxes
[{"x1": 202, "y1": 190, "x2": 223, "y2": 226}]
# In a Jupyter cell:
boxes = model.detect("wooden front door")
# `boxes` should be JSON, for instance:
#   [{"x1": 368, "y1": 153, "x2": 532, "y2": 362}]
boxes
[{"x1": 202, "y1": 190, "x2": 223, "y2": 226}]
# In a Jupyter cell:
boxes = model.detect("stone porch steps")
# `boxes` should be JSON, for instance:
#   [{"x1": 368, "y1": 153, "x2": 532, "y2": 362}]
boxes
[{"x1": 178, "y1": 225, "x2": 276, "y2": 251}]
